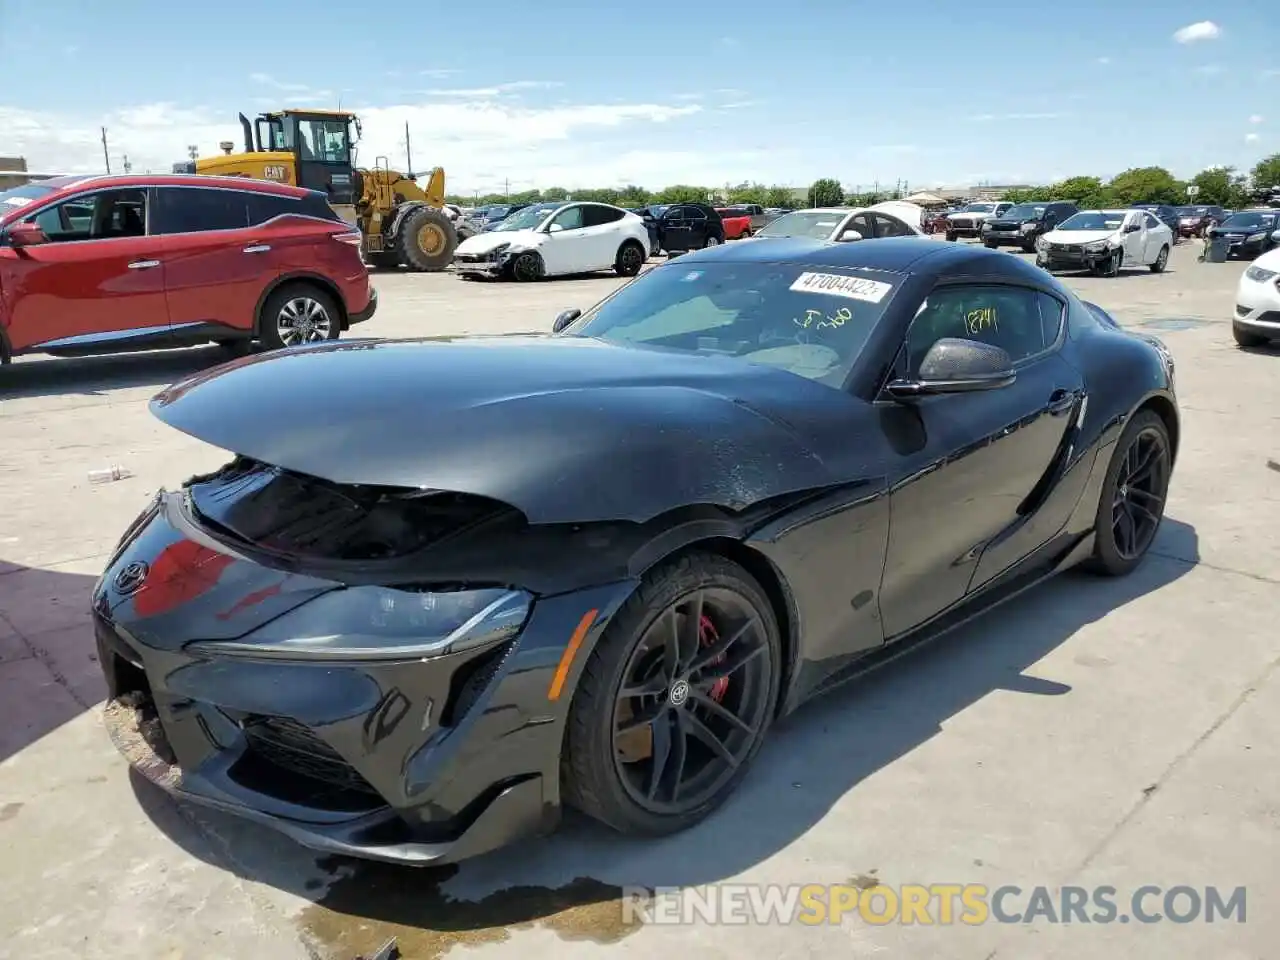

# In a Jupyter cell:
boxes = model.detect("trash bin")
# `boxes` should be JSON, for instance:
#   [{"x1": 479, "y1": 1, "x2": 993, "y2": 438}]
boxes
[{"x1": 1203, "y1": 237, "x2": 1229, "y2": 262}]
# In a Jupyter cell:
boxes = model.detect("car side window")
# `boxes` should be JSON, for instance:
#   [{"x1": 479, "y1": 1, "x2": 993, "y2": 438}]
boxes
[
  {"x1": 153, "y1": 187, "x2": 249, "y2": 234},
  {"x1": 685, "y1": 206, "x2": 708, "y2": 222},
  {"x1": 550, "y1": 205, "x2": 585, "y2": 231},
  {"x1": 663, "y1": 206, "x2": 685, "y2": 222},
  {"x1": 845, "y1": 213, "x2": 873, "y2": 239},
  {"x1": 246, "y1": 193, "x2": 300, "y2": 226},
  {"x1": 1145, "y1": 213, "x2": 1162, "y2": 230},
  {"x1": 904, "y1": 284, "x2": 1057, "y2": 374},
  {"x1": 873, "y1": 214, "x2": 912, "y2": 237},
  {"x1": 29, "y1": 189, "x2": 148, "y2": 243},
  {"x1": 583, "y1": 204, "x2": 625, "y2": 227}
]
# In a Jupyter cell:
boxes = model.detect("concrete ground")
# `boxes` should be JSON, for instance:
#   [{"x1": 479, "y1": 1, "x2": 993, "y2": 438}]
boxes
[{"x1": 1, "y1": 241, "x2": 1276, "y2": 960}]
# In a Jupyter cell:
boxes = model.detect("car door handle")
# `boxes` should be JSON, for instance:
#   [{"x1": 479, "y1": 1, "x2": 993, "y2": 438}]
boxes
[
  {"x1": 127, "y1": 260, "x2": 160, "y2": 270},
  {"x1": 243, "y1": 244, "x2": 271, "y2": 254},
  {"x1": 1047, "y1": 389, "x2": 1077, "y2": 416}
]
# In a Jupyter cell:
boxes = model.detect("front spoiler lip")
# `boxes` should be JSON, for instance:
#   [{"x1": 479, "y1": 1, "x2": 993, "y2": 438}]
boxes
[{"x1": 103, "y1": 694, "x2": 552, "y2": 865}]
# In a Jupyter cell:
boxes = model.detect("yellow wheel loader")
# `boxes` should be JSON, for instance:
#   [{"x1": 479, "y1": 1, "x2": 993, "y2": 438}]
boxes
[{"x1": 177, "y1": 110, "x2": 457, "y2": 271}]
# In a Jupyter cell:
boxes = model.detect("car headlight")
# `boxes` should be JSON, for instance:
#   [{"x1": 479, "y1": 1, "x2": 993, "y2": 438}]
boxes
[
  {"x1": 1245, "y1": 265, "x2": 1278, "y2": 283},
  {"x1": 1246, "y1": 232, "x2": 1266, "y2": 242},
  {"x1": 184, "y1": 587, "x2": 533, "y2": 661},
  {"x1": 488, "y1": 242, "x2": 511, "y2": 260},
  {"x1": 1085, "y1": 241, "x2": 1111, "y2": 252},
  {"x1": 1020, "y1": 222, "x2": 1036, "y2": 232},
  {"x1": 1036, "y1": 237, "x2": 1050, "y2": 251}
]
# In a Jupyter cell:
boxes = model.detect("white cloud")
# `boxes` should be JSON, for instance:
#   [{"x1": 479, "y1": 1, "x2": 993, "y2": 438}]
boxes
[
  {"x1": 719, "y1": 101, "x2": 762, "y2": 110},
  {"x1": 0, "y1": 95, "x2": 715, "y2": 189},
  {"x1": 1096, "y1": 56, "x2": 1111, "y2": 65},
  {"x1": 423, "y1": 80, "x2": 563, "y2": 97},
  {"x1": 1249, "y1": 114, "x2": 1264, "y2": 123},
  {"x1": 967, "y1": 112, "x2": 1064, "y2": 122},
  {"x1": 419, "y1": 68, "x2": 458, "y2": 78},
  {"x1": 1246, "y1": 132, "x2": 1260, "y2": 142},
  {"x1": 1173, "y1": 20, "x2": 1221, "y2": 43}
]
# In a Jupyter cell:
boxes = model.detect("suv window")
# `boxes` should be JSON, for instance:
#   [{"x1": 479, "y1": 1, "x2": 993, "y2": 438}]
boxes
[
  {"x1": 246, "y1": 192, "x2": 300, "y2": 225},
  {"x1": 583, "y1": 204, "x2": 625, "y2": 227},
  {"x1": 30, "y1": 189, "x2": 148, "y2": 242},
  {"x1": 684, "y1": 205, "x2": 708, "y2": 221},
  {"x1": 905, "y1": 284, "x2": 1061, "y2": 372},
  {"x1": 873, "y1": 214, "x2": 913, "y2": 237},
  {"x1": 549, "y1": 205, "x2": 585, "y2": 231},
  {"x1": 154, "y1": 187, "x2": 250, "y2": 233}
]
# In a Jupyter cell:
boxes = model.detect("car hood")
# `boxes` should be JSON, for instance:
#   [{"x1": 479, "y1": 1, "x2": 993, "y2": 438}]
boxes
[
  {"x1": 456, "y1": 229, "x2": 542, "y2": 254},
  {"x1": 149, "y1": 336, "x2": 841, "y2": 525},
  {"x1": 1043, "y1": 229, "x2": 1116, "y2": 245}
]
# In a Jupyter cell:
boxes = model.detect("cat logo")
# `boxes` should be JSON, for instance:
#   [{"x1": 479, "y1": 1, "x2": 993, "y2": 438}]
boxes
[{"x1": 262, "y1": 164, "x2": 288, "y2": 181}]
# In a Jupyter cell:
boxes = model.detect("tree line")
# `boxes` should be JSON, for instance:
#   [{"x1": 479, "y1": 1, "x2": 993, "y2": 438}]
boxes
[{"x1": 446, "y1": 154, "x2": 1280, "y2": 210}]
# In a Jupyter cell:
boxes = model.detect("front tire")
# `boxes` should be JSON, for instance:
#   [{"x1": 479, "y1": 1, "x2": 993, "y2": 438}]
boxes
[
  {"x1": 398, "y1": 206, "x2": 458, "y2": 272},
  {"x1": 508, "y1": 251, "x2": 545, "y2": 282},
  {"x1": 1082, "y1": 410, "x2": 1172, "y2": 577},
  {"x1": 562, "y1": 552, "x2": 781, "y2": 836},
  {"x1": 257, "y1": 283, "x2": 341, "y2": 350}
]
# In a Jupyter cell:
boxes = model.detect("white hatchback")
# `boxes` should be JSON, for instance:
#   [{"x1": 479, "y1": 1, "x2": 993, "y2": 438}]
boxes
[{"x1": 1232, "y1": 246, "x2": 1280, "y2": 347}]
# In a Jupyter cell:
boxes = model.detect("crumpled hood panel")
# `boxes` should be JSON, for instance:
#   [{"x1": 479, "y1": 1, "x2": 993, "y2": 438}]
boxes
[{"x1": 150, "y1": 336, "x2": 842, "y2": 524}]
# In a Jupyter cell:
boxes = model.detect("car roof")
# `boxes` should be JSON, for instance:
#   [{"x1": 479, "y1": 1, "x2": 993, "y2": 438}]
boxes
[
  {"x1": 672, "y1": 235, "x2": 1045, "y2": 277},
  {"x1": 23, "y1": 173, "x2": 311, "y2": 198}
]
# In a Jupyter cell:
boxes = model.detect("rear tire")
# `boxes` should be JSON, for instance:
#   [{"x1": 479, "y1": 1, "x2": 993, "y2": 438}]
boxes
[
  {"x1": 1081, "y1": 410, "x2": 1171, "y2": 577},
  {"x1": 398, "y1": 207, "x2": 457, "y2": 272},
  {"x1": 562, "y1": 552, "x2": 781, "y2": 836},
  {"x1": 983, "y1": 239, "x2": 998, "y2": 249},
  {"x1": 945, "y1": 230, "x2": 957, "y2": 242},
  {"x1": 614, "y1": 240, "x2": 646, "y2": 277},
  {"x1": 257, "y1": 283, "x2": 342, "y2": 351},
  {"x1": 1149, "y1": 245, "x2": 1169, "y2": 273}
]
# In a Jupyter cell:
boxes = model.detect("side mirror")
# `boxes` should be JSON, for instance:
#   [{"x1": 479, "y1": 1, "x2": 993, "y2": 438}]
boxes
[
  {"x1": 548, "y1": 223, "x2": 565, "y2": 233},
  {"x1": 885, "y1": 338, "x2": 1016, "y2": 398},
  {"x1": 552, "y1": 308, "x2": 580, "y2": 333},
  {"x1": 838, "y1": 229, "x2": 863, "y2": 242},
  {"x1": 1124, "y1": 222, "x2": 1141, "y2": 233},
  {"x1": 1271, "y1": 229, "x2": 1280, "y2": 243},
  {"x1": 7, "y1": 222, "x2": 49, "y2": 248}
]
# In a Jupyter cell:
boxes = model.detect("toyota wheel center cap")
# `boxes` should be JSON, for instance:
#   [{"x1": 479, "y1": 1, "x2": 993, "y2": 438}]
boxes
[{"x1": 669, "y1": 679, "x2": 690, "y2": 706}]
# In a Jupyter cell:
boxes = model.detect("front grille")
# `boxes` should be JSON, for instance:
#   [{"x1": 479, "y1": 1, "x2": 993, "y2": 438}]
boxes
[
  {"x1": 240, "y1": 715, "x2": 379, "y2": 796},
  {"x1": 951, "y1": 218, "x2": 974, "y2": 229}
]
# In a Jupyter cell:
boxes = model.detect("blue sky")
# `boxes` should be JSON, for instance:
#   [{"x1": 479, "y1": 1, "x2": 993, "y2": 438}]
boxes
[{"x1": 1, "y1": 0, "x2": 1276, "y2": 193}]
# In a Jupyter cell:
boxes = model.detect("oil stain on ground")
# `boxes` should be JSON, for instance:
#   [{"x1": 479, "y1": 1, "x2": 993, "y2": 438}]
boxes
[{"x1": 297, "y1": 857, "x2": 649, "y2": 960}]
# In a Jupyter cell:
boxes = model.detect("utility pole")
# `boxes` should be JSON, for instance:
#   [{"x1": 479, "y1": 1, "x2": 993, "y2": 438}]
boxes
[
  {"x1": 187, "y1": 145, "x2": 198, "y2": 161},
  {"x1": 122, "y1": 155, "x2": 132, "y2": 174},
  {"x1": 504, "y1": 177, "x2": 510, "y2": 199},
  {"x1": 101, "y1": 128, "x2": 111, "y2": 173}
]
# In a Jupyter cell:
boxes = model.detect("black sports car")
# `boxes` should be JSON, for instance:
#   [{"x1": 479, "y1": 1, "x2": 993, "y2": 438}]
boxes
[{"x1": 94, "y1": 238, "x2": 1178, "y2": 865}]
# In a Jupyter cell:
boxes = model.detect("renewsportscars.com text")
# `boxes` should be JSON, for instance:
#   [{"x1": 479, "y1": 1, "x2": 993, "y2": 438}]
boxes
[{"x1": 621, "y1": 883, "x2": 1247, "y2": 926}]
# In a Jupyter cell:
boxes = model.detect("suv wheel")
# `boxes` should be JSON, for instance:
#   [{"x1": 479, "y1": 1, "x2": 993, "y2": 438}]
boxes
[{"x1": 259, "y1": 283, "x2": 342, "y2": 350}]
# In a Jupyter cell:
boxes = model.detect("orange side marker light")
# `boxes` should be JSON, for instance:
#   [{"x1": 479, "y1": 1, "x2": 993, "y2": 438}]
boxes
[{"x1": 547, "y1": 609, "x2": 598, "y2": 701}]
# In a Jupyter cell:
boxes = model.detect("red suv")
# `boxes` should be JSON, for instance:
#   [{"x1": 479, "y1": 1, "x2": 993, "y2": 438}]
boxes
[{"x1": 0, "y1": 174, "x2": 376, "y2": 365}]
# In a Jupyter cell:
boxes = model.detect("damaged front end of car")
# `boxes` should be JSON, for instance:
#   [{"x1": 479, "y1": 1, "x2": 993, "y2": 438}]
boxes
[{"x1": 93, "y1": 458, "x2": 638, "y2": 865}]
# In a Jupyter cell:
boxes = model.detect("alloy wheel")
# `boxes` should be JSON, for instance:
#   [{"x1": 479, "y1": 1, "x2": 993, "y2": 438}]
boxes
[
  {"x1": 513, "y1": 253, "x2": 542, "y2": 281},
  {"x1": 621, "y1": 245, "x2": 644, "y2": 272},
  {"x1": 275, "y1": 297, "x2": 333, "y2": 346},
  {"x1": 705, "y1": 236, "x2": 720, "y2": 247},
  {"x1": 1111, "y1": 426, "x2": 1169, "y2": 561},
  {"x1": 611, "y1": 588, "x2": 773, "y2": 814},
  {"x1": 1155, "y1": 247, "x2": 1168, "y2": 271}
]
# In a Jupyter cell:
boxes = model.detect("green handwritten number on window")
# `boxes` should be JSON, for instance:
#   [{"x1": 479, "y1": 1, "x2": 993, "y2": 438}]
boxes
[
  {"x1": 966, "y1": 307, "x2": 997, "y2": 334},
  {"x1": 794, "y1": 306, "x2": 853, "y2": 330}
]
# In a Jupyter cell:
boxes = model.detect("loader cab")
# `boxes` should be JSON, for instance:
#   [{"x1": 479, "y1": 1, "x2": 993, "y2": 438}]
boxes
[{"x1": 254, "y1": 110, "x2": 360, "y2": 205}]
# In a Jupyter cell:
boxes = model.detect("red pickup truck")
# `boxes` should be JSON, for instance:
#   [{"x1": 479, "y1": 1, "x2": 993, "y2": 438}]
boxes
[{"x1": 715, "y1": 207, "x2": 754, "y2": 240}]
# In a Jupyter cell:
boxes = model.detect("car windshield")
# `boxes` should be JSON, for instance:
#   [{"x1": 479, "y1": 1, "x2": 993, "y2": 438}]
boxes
[
  {"x1": 755, "y1": 211, "x2": 847, "y2": 239},
  {"x1": 565, "y1": 260, "x2": 902, "y2": 387},
  {"x1": 1058, "y1": 212, "x2": 1125, "y2": 231},
  {"x1": 1002, "y1": 204, "x2": 1045, "y2": 219},
  {"x1": 1220, "y1": 211, "x2": 1278, "y2": 230},
  {"x1": 491, "y1": 204, "x2": 559, "y2": 231},
  {"x1": 1177, "y1": 206, "x2": 1208, "y2": 216},
  {"x1": 0, "y1": 183, "x2": 54, "y2": 215},
  {"x1": 961, "y1": 203, "x2": 996, "y2": 213}
]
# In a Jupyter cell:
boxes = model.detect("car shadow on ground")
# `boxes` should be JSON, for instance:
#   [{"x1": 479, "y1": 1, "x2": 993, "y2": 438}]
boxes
[
  {"x1": 130, "y1": 520, "x2": 1199, "y2": 959},
  {"x1": 0, "y1": 346, "x2": 237, "y2": 402},
  {"x1": 0, "y1": 564, "x2": 103, "y2": 764}
]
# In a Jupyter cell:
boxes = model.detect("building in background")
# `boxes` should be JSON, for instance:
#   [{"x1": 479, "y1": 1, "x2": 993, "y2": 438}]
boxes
[{"x1": 0, "y1": 157, "x2": 63, "y2": 188}]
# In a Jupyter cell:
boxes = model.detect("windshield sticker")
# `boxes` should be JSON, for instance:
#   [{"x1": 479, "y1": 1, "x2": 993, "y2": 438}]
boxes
[
  {"x1": 966, "y1": 307, "x2": 998, "y2": 334},
  {"x1": 681, "y1": 271, "x2": 703, "y2": 281},
  {"x1": 795, "y1": 306, "x2": 853, "y2": 330},
  {"x1": 790, "y1": 272, "x2": 893, "y2": 303}
]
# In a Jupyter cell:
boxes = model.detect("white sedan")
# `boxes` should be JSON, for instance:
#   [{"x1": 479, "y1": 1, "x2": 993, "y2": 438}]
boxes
[
  {"x1": 1036, "y1": 209, "x2": 1174, "y2": 276},
  {"x1": 453, "y1": 201, "x2": 652, "y2": 281},
  {"x1": 750, "y1": 201, "x2": 925, "y2": 243},
  {"x1": 1232, "y1": 245, "x2": 1280, "y2": 348}
]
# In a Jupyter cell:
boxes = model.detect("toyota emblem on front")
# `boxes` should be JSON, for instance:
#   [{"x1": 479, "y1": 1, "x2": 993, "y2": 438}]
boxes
[{"x1": 114, "y1": 561, "x2": 149, "y2": 595}]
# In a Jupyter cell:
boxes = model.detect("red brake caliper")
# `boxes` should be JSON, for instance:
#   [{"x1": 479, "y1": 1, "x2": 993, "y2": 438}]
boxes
[{"x1": 699, "y1": 615, "x2": 730, "y2": 702}]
